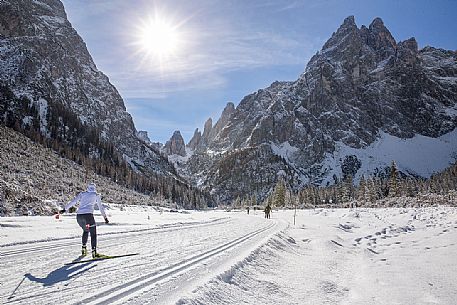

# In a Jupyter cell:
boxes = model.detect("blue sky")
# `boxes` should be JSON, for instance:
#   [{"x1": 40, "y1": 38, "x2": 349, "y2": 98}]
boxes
[{"x1": 62, "y1": 0, "x2": 457, "y2": 143}]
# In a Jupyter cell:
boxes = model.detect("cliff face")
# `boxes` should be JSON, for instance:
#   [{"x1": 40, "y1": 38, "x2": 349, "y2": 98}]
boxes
[
  {"x1": 0, "y1": 0, "x2": 175, "y2": 176},
  {"x1": 176, "y1": 16, "x2": 457, "y2": 203},
  {"x1": 163, "y1": 131, "x2": 186, "y2": 157}
]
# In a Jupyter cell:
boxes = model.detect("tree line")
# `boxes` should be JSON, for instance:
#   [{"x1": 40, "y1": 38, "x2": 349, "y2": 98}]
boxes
[{"x1": 233, "y1": 160, "x2": 457, "y2": 208}]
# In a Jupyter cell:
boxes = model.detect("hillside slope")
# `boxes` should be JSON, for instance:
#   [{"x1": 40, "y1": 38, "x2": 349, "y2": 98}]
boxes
[{"x1": 0, "y1": 125, "x2": 162, "y2": 216}]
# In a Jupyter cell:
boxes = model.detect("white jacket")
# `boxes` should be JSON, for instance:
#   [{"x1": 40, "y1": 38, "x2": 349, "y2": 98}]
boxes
[{"x1": 65, "y1": 184, "x2": 107, "y2": 218}]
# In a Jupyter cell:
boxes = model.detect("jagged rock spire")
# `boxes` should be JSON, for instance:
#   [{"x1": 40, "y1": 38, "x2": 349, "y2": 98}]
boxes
[
  {"x1": 342, "y1": 15, "x2": 356, "y2": 27},
  {"x1": 187, "y1": 128, "x2": 202, "y2": 150},
  {"x1": 322, "y1": 15, "x2": 358, "y2": 51},
  {"x1": 202, "y1": 118, "x2": 213, "y2": 144},
  {"x1": 211, "y1": 102, "x2": 235, "y2": 139},
  {"x1": 365, "y1": 17, "x2": 397, "y2": 55},
  {"x1": 136, "y1": 130, "x2": 151, "y2": 143},
  {"x1": 163, "y1": 130, "x2": 186, "y2": 157}
]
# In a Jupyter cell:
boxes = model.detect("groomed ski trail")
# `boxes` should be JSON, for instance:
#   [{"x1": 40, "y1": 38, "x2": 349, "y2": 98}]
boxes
[
  {"x1": 1, "y1": 213, "x2": 282, "y2": 305},
  {"x1": 0, "y1": 217, "x2": 230, "y2": 258},
  {"x1": 76, "y1": 221, "x2": 278, "y2": 305}
]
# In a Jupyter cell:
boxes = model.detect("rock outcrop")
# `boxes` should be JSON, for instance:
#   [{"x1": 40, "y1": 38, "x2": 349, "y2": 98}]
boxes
[{"x1": 163, "y1": 130, "x2": 186, "y2": 157}]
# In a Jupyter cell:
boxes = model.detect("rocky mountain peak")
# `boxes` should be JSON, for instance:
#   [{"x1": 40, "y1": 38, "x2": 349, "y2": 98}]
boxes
[
  {"x1": 399, "y1": 37, "x2": 418, "y2": 52},
  {"x1": 0, "y1": 0, "x2": 67, "y2": 38},
  {"x1": 369, "y1": 17, "x2": 385, "y2": 30},
  {"x1": 163, "y1": 130, "x2": 186, "y2": 157},
  {"x1": 202, "y1": 118, "x2": 213, "y2": 143},
  {"x1": 322, "y1": 15, "x2": 358, "y2": 51},
  {"x1": 187, "y1": 128, "x2": 202, "y2": 150},
  {"x1": 222, "y1": 102, "x2": 235, "y2": 117},
  {"x1": 136, "y1": 130, "x2": 151, "y2": 143},
  {"x1": 342, "y1": 15, "x2": 356, "y2": 28},
  {"x1": 210, "y1": 102, "x2": 236, "y2": 139},
  {"x1": 366, "y1": 16, "x2": 397, "y2": 54}
]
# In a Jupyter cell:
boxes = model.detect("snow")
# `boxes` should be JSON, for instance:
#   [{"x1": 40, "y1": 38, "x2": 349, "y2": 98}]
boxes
[
  {"x1": 37, "y1": 98, "x2": 48, "y2": 136},
  {"x1": 38, "y1": 15, "x2": 66, "y2": 26},
  {"x1": 123, "y1": 154, "x2": 140, "y2": 172},
  {"x1": 168, "y1": 147, "x2": 194, "y2": 165},
  {"x1": 370, "y1": 56, "x2": 392, "y2": 74},
  {"x1": 206, "y1": 149, "x2": 224, "y2": 157},
  {"x1": 270, "y1": 141, "x2": 299, "y2": 161},
  {"x1": 444, "y1": 107, "x2": 457, "y2": 117},
  {"x1": 321, "y1": 128, "x2": 457, "y2": 184},
  {"x1": 179, "y1": 207, "x2": 457, "y2": 305},
  {"x1": 1, "y1": 206, "x2": 456, "y2": 304},
  {"x1": 31, "y1": 0, "x2": 52, "y2": 12},
  {"x1": 21, "y1": 116, "x2": 33, "y2": 126}
]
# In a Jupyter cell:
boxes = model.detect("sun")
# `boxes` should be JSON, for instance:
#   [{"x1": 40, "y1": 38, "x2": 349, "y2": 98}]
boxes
[{"x1": 138, "y1": 17, "x2": 180, "y2": 58}]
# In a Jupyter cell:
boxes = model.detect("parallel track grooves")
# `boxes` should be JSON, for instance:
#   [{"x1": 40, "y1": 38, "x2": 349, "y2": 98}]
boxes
[
  {"x1": 0, "y1": 218, "x2": 230, "y2": 258},
  {"x1": 77, "y1": 222, "x2": 276, "y2": 305}
]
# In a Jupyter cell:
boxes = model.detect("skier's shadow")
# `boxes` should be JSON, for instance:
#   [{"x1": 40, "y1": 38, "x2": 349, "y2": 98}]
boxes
[{"x1": 24, "y1": 260, "x2": 96, "y2": 287}]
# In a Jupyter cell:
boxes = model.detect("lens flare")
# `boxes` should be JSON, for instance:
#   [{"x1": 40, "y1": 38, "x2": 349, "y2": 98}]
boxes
[{"x1": 138, "y1": 17, "x2": 180, "y2": 58}]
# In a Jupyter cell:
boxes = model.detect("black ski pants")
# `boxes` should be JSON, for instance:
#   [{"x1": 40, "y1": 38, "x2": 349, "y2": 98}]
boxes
[{"x1": 76, "y1": 213, "x2": 97, "y2": 250}]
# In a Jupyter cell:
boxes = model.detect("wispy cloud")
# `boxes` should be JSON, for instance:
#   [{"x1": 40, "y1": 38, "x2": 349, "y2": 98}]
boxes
[
  {"x1": 64, "y1": 0, "x2": 311, "y2": 99},
  {"x1": 115, "y1": 22, "x2": 308, "y2": 98},
  {"x1": 110, "y1": 68, "x2": 228, "y2": 99},
  {"x1": 276, "y1": 1, "x2": 310, "y2": 12},
  {"x1": 64, "y1": 0, "x2": 318, "y2": 99},
  {"x1": 249, "y1": 0, "x2": 328, "y2": 12}
]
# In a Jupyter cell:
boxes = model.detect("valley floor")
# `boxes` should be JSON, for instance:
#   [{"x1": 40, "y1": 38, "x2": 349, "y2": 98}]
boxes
[{"x1": 1, "y1": 205, "x2": 456, "y2": 305}]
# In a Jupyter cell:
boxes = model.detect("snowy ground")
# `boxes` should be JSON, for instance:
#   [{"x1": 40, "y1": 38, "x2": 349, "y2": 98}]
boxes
[{"x1": 1, "y1": 206, "x2": 456, "y2": 305}]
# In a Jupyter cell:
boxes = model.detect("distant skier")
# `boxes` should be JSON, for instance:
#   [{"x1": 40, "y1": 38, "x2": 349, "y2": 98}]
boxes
[
  {"x1": 264, "y1": 204, "x2": 272, "y2": 219},
  {"x1": 246, "y1": 206, "x2": 250, "y2": 215},
  {"x1": 60, "y1": 183, "x2": 109, "y2": 258}
]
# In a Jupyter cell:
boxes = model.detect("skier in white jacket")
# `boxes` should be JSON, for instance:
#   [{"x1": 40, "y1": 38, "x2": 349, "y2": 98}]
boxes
[{"x1": 61, "y1": 183, "x2": 109, "y2": 258}]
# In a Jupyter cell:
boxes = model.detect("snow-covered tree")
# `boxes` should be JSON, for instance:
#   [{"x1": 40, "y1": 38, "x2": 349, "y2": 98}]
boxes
[
  {"x1": 388, "y1": 161, "x2": 399, "y2": 197},
  {"x1": 273, "y1": 179, "x2": 286, "y2": 207}
]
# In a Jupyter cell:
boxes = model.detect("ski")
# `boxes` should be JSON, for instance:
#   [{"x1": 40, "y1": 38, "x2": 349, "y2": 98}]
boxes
[{"x1": 65, "y1": 253, "x2": 139, "y2": 265}]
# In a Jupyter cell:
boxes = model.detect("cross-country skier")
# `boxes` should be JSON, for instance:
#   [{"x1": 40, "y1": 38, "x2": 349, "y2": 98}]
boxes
[
  {"x1": 60, "y1": 183, "x2": 109, "y2": 258},
  {"x1": 264, "y1": 204, "x2": 272, "y2": 219}
]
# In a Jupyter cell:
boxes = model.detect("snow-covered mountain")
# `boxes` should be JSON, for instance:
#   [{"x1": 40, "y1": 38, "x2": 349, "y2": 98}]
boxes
[
  {"x1": 0, "y1": 0, "x2": 175, "y2": 177},
  {"x1": 169, "y1": 16, "x2": 457, "y2": 203}
]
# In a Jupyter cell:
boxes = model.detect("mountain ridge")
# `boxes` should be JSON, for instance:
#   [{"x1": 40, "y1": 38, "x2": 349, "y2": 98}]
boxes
[{"x1": 166, "y1": 16, "x2": 457, "y2": 203}]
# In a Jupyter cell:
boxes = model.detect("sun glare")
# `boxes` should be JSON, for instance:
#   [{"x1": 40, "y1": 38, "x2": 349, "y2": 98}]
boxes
[{"x1": 138, "y1": 17, "x2": 180, "y2": 58}]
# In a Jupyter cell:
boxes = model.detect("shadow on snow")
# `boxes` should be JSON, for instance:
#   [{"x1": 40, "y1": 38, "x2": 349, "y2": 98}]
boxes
[{"x1": 24, "y1": 260, "x2": 96, "y2": 287}]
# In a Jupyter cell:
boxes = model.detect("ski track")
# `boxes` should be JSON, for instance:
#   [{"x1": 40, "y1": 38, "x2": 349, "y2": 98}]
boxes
[
  {"x1": 0, "y1": 217, "x2": 230, "y2": 258},
  {"x1": 1, "y1": 213, "x2": 279, "y2": 305},
  {"x1": 76, "y1": 222, "x2": 277, "y2": 305}
]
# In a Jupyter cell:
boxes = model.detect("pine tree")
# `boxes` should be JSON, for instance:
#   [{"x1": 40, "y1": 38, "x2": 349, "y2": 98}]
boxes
[
  {"x1": 340, "y1": 175, "x2": 353, "y2": 205},
  {"x1": 273, "y1": 179, "x2": 286, "y2": 207},
  {"x1": 357, "y1": 175, "x2": 367, "y2": 204},
  {"x1": 388, "y1": 160, "x2": 399, "y2": 197},
  {"x1": 366, "y1": 177, "x2": 377, "y2": 206},
  {"x1": 250, "y1": 194, "x2": 257, "y2": 208}
]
